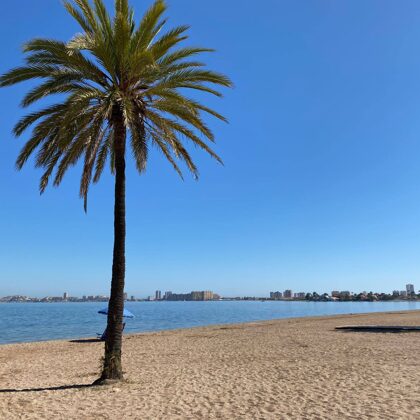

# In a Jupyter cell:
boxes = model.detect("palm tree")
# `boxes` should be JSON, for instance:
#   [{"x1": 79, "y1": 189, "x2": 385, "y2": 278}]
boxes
[{"x1": 0, "y1": 0, "x2": 231, "y2": 383}]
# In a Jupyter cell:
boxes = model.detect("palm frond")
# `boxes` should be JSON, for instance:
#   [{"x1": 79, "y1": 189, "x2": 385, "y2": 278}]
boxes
[
  {"x1": 63, "y1": 1, "x2": 95, "y2": 33},
  {"x1": 132, "y1": 0, "x2": 167, "y2": 51},
  {"x1": 150, "y1": 25, "x2": 189, "y2": 60},
  {"x1": 93, "y1": 128, "x2": 111, "y2": 182}
]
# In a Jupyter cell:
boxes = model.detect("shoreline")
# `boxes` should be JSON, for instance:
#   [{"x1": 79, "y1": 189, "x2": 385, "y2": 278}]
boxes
[
  {"x1": 1, "y1": 310, "x2": 419, "y2": 418},
  {"x1": 1, "y1": 308, "x2": 420, "y2": 347}
]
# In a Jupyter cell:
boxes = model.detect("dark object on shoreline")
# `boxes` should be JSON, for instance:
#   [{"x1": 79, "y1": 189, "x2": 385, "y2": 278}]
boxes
[
  {"x1": 336, "y1": 325, "x2": 420, "y2": 333},
  {"x1": 69, "y1": 338, "x2": 102, "y2": 343}
]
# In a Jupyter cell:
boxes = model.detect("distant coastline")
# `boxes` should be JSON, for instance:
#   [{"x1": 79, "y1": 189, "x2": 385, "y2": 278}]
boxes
[
  {"x1": 1, "y1": 296, "x2": 419, "y2": 304},
  {"x1": 2, "y1": 284, "x2": 419, "y2": 304},
  {"x1": 1, "y1": 285, "x2": 419, "y2": 304}
]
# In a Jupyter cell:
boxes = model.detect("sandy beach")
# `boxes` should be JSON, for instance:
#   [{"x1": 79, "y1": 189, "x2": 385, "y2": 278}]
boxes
[{"x1": 1, "y1": 310, "x2": 419, "y2": 419}]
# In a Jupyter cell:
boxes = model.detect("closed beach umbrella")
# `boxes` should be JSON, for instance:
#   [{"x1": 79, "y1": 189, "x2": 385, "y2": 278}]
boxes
[{"x1": 98, "y1": 307, "x2": 135, "y2": 318}]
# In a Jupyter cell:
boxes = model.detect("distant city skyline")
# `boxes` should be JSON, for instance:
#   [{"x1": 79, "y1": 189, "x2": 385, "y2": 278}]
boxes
[
  {"x1": 2, "y1": 282, "x2": 419, "y2": 304},
  {"x1": 3, "y1": 1, "x2": 420, "y2": 295},
  {"x1": 1, "y1": 285, "x2": 419, "y2": 299},
  {"x1": 1, "y1": 283, "x2": 417, "y2": 301}
]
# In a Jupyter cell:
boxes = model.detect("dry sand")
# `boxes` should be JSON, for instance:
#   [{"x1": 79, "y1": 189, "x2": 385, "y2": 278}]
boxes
[{"x1": 1, "y1": 310, "x2": 419, "y2": 419}]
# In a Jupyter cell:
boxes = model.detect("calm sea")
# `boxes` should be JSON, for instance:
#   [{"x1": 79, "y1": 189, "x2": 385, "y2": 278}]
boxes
[{"x1": 1, "y1": 300, "x2": 419, "y2": 345}]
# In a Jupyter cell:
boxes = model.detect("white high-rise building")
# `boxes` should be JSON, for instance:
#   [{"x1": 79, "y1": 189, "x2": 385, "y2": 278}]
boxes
[
  {"x1": 283, "y1": 289, "x2": 292, "y2": 299},
  {"x1": 406, "y1": 284, "x2": 415, "y2": 295}
]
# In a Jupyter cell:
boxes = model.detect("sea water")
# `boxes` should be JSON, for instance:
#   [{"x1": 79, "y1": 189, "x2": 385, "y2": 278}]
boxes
[{"x1": 1, "y1": 300, "x2": 419, "y2": 345}]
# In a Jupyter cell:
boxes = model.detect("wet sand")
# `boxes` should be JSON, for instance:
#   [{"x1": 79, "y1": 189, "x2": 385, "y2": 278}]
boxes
[{"x1": 1, "y1": 310, "x2": 419, "y2": 419}]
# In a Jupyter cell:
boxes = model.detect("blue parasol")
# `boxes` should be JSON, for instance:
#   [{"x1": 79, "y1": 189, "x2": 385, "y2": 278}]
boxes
[{"x1": 98, "y1": 307, "x2": 135, "y2": 318}]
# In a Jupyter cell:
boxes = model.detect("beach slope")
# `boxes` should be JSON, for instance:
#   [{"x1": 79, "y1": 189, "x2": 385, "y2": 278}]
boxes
[{"x1": 1, "y1": 311, "x2": 419, "y2": 419}]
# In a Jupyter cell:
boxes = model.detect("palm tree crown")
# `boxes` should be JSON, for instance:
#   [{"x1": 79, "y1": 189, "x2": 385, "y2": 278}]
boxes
[{"x1": 0, "y1": 0, "x2": 231, "y2": 209}]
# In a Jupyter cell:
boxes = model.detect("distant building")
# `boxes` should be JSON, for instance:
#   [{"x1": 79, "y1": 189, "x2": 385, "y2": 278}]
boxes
[
  {"x1": 331, "y1": 291, "x2": 340, "y2": 298},
  {"x1": 63, "y1": 292, "x2": 68, "y2": 300},
  {"x1": 270, "y1": 291, "x2": 282, "y2": 300},
  {"x1": 400, "y1": 290, "x2": 407, "y2": 297},
  {"x1": 123, "y1": 292, "x2": 128, "y2": 301},
  {"x1": 283, "y1": 290, "x2": 292, "y2": 299},
  {"x1": 155, "y1": 290, "x2": 162, "y2": 300},
  {"x1": 392, "y1": 290, "x2": 400, "y2": 297},
  {"x1": 166, "y1": 291, "x2": 215, "y2": 301},
  {"x1": 164, "y1": 291, "x2": 172, "y2": 300},
  {"x1": 191, "y1": 291, "x2": 201, "y2": 301},
  {"x1": 190, "y1": 291, "x2": 214, "y2": 300},
  {"x1": 294, "y1": 292, "x2": 305, "y2": 299},
  {"x1": 166, "y1": 292, "x2": 191, "y2": 301},
  {"x1": 406, "y1": 284, "x2": 415, "y2": 295},
  {"x1": 130, "y1": 295, "x2": 135, "y2": 301}
]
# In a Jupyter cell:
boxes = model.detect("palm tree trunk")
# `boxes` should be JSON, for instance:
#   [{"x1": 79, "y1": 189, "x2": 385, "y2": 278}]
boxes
[{"x1": 98, "y1": 109, "x2": 126, "y2": 383}]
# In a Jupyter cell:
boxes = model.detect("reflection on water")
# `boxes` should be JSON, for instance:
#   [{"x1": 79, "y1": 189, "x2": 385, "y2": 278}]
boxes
[{"x1": 0, "y1": 300, "x2": 419, "y2": 344}]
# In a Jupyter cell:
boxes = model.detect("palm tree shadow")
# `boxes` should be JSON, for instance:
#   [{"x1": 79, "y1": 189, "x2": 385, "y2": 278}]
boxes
[{"x1": 0, "y1": 383, "x2": 94, "y2": 393}]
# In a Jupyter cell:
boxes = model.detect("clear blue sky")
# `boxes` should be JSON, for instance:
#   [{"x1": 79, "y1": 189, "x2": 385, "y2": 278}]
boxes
[{"x1": 1, "y1": 0, "x2": 420, "y2": 297}]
